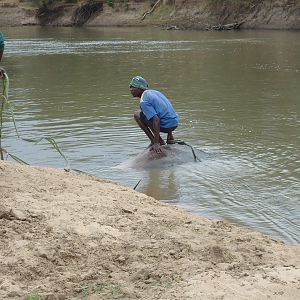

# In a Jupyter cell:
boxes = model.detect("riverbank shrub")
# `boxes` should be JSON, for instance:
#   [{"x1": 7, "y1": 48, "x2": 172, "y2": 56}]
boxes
[
  {"x1": 106, "y1": 0, "x2": 114, "y2": 8},
  {"x1": 149, "y1": 0, "x2": 157, "y2": 7},
  {"x1": 73, "y1": 1, "x2": 103, "y2": 25},
  {"x1": 30, "y1": 0, "x2": 78, "y2": 8},
  {"x1": 208, "y1": 0, "x2": 260, "y2": 7}
]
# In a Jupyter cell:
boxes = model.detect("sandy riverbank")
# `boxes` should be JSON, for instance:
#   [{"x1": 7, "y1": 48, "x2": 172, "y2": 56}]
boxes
[{"x1": 0, "y1": 160, "x2": 300, "y2": 299}]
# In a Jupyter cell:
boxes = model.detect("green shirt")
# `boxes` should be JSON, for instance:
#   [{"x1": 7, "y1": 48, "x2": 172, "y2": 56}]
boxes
[{"x1": 0, "y1": 32, "x2": 5, "y2": 48}]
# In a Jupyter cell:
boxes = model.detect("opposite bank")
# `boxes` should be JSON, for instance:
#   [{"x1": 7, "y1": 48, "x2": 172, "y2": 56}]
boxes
[{"x1": 0, "y1": 0, "x2": 300, "y2": 30}]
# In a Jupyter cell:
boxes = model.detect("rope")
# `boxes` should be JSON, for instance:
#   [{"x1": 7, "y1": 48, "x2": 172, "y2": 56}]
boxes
[{"x1": 169, "y1": 140, "x2": 201, "y2": 162}]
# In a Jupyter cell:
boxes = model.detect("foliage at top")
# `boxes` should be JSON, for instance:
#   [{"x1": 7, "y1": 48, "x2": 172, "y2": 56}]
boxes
[{"x1": 30, "y1": 0, "x2": 78, "y2": 8}]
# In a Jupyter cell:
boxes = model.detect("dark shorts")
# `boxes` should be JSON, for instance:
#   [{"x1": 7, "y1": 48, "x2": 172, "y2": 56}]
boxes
[{"x1": 140, "y1": 111, "x2": 177, "y2": 133}]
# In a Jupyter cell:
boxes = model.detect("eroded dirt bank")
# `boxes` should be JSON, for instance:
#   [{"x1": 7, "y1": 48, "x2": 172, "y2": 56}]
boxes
[
  {"x1": 0, "y1": 160, "x2": 300, "y2": 299},
  {"x1": 0, "y1": 0, "x2": 299, "y2": 29}
]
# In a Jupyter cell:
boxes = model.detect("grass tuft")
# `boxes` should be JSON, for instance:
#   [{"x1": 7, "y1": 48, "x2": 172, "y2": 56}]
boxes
[{"x1": 0, "y1": 69, "x2": 70, "y2": 169}]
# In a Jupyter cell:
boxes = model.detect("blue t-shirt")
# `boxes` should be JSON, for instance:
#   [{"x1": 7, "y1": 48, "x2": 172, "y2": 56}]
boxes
[{"x1": 140, "y1": 89, "x2": 179, "y2": 128}]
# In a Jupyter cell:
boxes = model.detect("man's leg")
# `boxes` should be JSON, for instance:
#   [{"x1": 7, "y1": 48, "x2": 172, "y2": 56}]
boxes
[
  {"x1": 161, "y1": 127, "x2": 177, "y2": 144},
  {"x1": 167, "y1": 132, "x2": 175, "y2": 144},
  {"x1": 140, "y1": 113, "x2": 166, "y2": 145},
  {"x1": 134, "y1": 111, "x2": 165, "y2": 146},
  {"x1": 134, "y1": 110, "x2": 155, "y2": 144}
]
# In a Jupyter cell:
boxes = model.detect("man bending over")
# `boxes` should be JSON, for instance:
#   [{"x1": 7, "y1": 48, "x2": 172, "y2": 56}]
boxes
[{"x1": 130, "y1": 76, "x2": 179, "y2": 154}]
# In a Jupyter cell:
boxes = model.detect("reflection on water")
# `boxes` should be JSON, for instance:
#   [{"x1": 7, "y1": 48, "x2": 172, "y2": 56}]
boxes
[
  {"x1": 2, "y1": 26, "x2": 300, "y2": 244},
  {"x1": 8, "y1": 39, "x2": 194, "y2": 55}
]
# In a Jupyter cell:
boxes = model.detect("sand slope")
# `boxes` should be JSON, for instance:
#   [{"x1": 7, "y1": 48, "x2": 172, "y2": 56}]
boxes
[{"x1": 0, "y1": 161, "x2": 299, "y2": 299}]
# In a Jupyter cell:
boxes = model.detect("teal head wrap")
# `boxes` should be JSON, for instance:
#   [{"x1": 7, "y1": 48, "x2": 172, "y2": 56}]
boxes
[{"x1": 130, "y1": 76, "x2": 149, "y2": 90}]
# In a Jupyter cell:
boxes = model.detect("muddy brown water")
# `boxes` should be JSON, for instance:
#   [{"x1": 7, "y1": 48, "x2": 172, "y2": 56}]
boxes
[{"x1": 1, "y1": 26, "x2": 299, "y2": 244}]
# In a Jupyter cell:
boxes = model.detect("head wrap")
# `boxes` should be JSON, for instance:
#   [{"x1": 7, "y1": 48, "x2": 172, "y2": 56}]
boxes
[{"x1": 130, "y1": 76, "x2": 149, "y2": 90}]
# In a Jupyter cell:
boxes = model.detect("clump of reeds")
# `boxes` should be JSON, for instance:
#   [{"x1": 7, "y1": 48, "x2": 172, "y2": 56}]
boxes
[
  {"x1": 0, "y1": 67, "x2": 9, "y2": 160},
  {"x1": 0, "y1": 67, "x2": 69, "y2": 170}
]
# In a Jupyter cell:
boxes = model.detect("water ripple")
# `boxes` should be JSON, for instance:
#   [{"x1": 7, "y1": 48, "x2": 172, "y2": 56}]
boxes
[{"x1": 6, "y1": 39, "x2": 196, "y2": 56}]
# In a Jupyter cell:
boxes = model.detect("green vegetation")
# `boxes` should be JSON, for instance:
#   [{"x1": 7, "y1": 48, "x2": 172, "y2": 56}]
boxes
[
  {"x1": 28, "y1": 0, "x2": 169, "y2": 9},
  {"x1": 209, "y1": 0, "x2": 243, "y2": 3},
  {"x1": 110, "y1": 284, "x2": 124, "y2": 298},
  {"x1": 80, "y1": 283, "x2": 104, "y2": 298},
  {"x1": 0, "y1": 70, "x2": 69, "y2": 169},
  {"x1": 149, "y1": 0, "x2": 157, "y2": 7},
  {"x1": 25, "y1": 294, "x2": 41, "y2": 300},
  {"x1": 30, "y1": 0, "x2": 78, "y2": 8},
  {"x1": 106, "y1": 0, "x2": 115, "y2": 8},
  {"x1": 208, "y1": 0, "x2": 259, "y2": 7}
]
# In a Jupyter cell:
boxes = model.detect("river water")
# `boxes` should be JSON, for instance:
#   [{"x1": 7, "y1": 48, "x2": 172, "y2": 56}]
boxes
[{"x1": 1, "y1": 26, "x2": 299, "y2": 244}]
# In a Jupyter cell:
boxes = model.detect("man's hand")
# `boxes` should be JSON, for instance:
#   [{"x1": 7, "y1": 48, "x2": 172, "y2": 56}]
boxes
[{"x1": 150, "y1": 143, "x2": 162, "y2": 154}]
